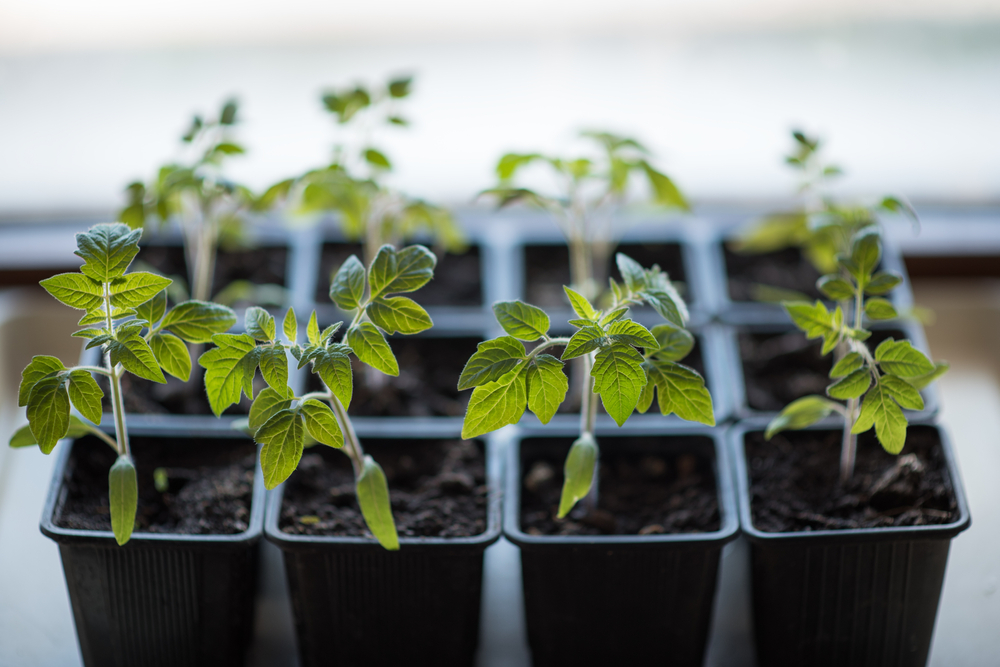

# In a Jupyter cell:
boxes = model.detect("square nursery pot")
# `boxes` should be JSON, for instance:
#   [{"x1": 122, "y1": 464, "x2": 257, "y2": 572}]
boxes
[
  {"x1": 264, "y1": 423, "x2": 502, "y2": 667},
  {"x1": 730, "y1": 419, "x2": 971, "y2": 667},
  {"x1": 40, "y1": 426, "x2": 265, "y2": 667},
  {"x1": 504, "y1": 423, "x2": 739, "y2": 666},
  {"x1": 725, "y1": 319, "x2": 940, "y2": 422},
  {"x1": 708, "y1": 228, "x2": 914, "y2": 325}
]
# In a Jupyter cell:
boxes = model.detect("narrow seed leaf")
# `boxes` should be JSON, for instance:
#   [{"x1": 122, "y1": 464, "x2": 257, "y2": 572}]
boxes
[
  {"x1": 259, "y1": 345, "x2": 288, "y2": 390},
  {"x1": 18, "y1": 355, "x2": 67, "y2": 406},
  {"x1": 75, "y1": 223, "x2": 142, "y2": 283},
  {"x1": 557, "y1": 434, "x2": 598, "y2": 518},
  {"x1": 606, "y1": 319, "x2": 658, "y2": 350},
  {"x1": 329, "y1": 255, "x2": 366, "y2": 310},
  {"x1": 830, "y1": 352, "x2": 864, "y2": 378},
  {"x1": 283, "y1": 308, "x2": 297, "y2": 342},
  {"x1": 67, "y1": 370, "x2": 104, "y2": 424},
  {"x1": 461, "y1": 366, "x2": 528, "y2": 439},
  {"x1": 299, "y1": 399, "x2": 344, "y2": 448},
  {"x1": 827, "y1": 368, "x2": 871, "y2": 399},
  {"x1": 245, "y1": 306, "x2": 276, "y2": 341},
  {"x1": 766, "y1": 395, "x2": 843, "y2": 439},
  {"x1": 644, "y1": 359, "x2": 715, "y2": 425},
  {"x1": 366, "y1": 296, "x2": 433, "y2": 334},
  {"x1": 160, "y1": 301, "x2": 237, "y2": 343},
  {"x1": 592, "y1": 343, "x2": 646, "y2": 426},
  {"x1": 248, "y1": 386, "x2": 294, "y2": 432},
  {"x1": 256, "y1": 408, "x2": 305, "y2": 489},
  {"x1": 865, "y1": 298, "x2": 899, "y2": 321},
  {"x1": 135, "y1": 290, "x2": 167, "y2": 326},
  {"x1": 26, "y1": 375, "x2": 70, "y2": 454},
  {"x1": 149, "y1": 332, "x2": 191, "y2": 381},
  {"x1": 526, "y1": 354, "x2": 568, "y2": 424},
  {"x1": 563, "y1": 286, "x2": 597, "y2": 320},
  {"x1": 492, "y1": 301, "x2": 550, "y2": 341},
  {"x1": 875, "y1": 340, "x2": 935, "y2": 377},
  {"x1": 109, "y1": 455, "x2": 138, "y2": 545},
  {"x1": 39, "y1": 273, "x2": 104, "y2": 311},
  {"x1": 356, "y1": 456, "x2": 399, "y2": 550},
  {"x1": 561, "y1": 326, "x2": 605, "y2": 360},
  {"x1": 880, "y1": 374, "x2": 925, "y2": 411},
  {"x1": 458, "y1": 336, "x2": 526, "y2": 390},
  {"x1": 346, "y1": 322, "x2": 399, "y2": 376},
  {"x1": 852, "y1": 382, "x2": 907, "y2": 454},
  {"x1": 199, "y1": 333, "x2": 259, "y2": 416},
  {"x1": 108, "y1": 272, "x2": 173, "y2": 309}
]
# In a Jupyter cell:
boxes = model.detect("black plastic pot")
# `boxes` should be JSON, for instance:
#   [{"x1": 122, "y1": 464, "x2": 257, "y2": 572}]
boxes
[
  {"x1": 40, "y1": 426, "x2": 265, "y2": 667},
  {"x1": 264, "y1": 423, "x2": 502, "y2": 667},
  {"x1": 504, "y1": 423, "x2": 739, "y2": 666},
  {"x1": 730, "y1": 419, "x2": 971, "y2": 667}
]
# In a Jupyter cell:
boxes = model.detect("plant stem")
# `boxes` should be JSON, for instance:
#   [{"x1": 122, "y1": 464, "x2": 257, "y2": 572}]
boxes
[
  {"x1": 578, "y1": 351, "x2": 600, "y2": 514},
  {"x1": 102, "y1": 284, "x2": 128, "y2": 458},
  {"x1": 840, "y1": 286, "x2": 866, "y2": 484},
  {"x1": 191, "y1": 218, "x2": 217, "y2": 302},
  {"x1": 327, "y1": 390, "x2": 365, "y2": 477}
]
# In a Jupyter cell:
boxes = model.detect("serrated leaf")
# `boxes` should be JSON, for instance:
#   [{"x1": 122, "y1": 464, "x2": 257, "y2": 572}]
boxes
[
  {"x1": 880, "y1": 374, "x2": 925, "y2": 410},
  {"x1": 369, "y1": 244, "x2": 436, "y2": 297},
  {"x1": 39, "y1": 273, "x2": 105, "y2": 311},
  {"x1": 830, "y1": 352, "x2": 864, "y2": 378},
  {"x1": 851, "y1": 383, "x2": 907, "y2": 454},
  {"x1": 26, "y1": 375, "x2": 70, "y2": 454},
  {"x1": 875, "y1": 339, "x2": 935, "y2": 377},
  {"x1": 257, "y1": 408, "x2": 305, "y2": 489},
  {"x1": 766, "y1": 395, "x2": 842, "y2": 439},
  {"x1": 329, "y1": 255, "x2": 366, "y2": 310},
  {"x1": 866, "y1": 272, "x2": 903, "y2": 295},
  {"x1": 644, "y1": 359, "x2": 715, "y2": 425},
  {"x1": 903, "y1": 361, "x2": 949, "y2": 391},
  {"x1": 366, "y1": 296, "x2": 433, "y2": 334},
  {"x1": 461, "y1": 366, "x2": 527, "y2": 439},
  {"x1": 492, "y1": 301, "x2": 549, "y2": 341},
  {"x1": 245, "y1": 306, "x2": 276, "y2": 341},
  {"x1": 564, "y1": 286, "x2": 597, "y2": 320},
  {"x1": 160, "y1": 301, "x2": 237, "y2": 343},
  {"x1": 321, "y1": 322, "x2": 341, "y2": 343},
  {"x1": 599, "y1": 307, "x2": 630, "y2": 326},
  {"x1": 817, "y1": 275, "x2": 855, "y2": 301},
  {"x1": 640, "y1": 288, "x2": 688, "y2": 328},
  {"x1": 784, "y1": 300, "x2": 838, "y2": 341},
  {"x1": 307, "y1": 310, "x2": 320, "y2": 345},
  {"x1": 78, "y1": 307, "x2": 134, "y2": 327},
  {"x1": 356, "y1": 456, "x2": 399, "y2": 551},
  {"x1": 248, "y1": 386, "x2": 295, "y2": 432},
  {"x1": 827, "y1": 368, "x2": 871, "y2": 399},
  {"x1": 149, "y1": 332, "x2": 191, "y2": 381},
  {"x1": 109, "y1": 455, "x2": 138, "y2": 545},
  {"x1": 606, "y1": 319, "x2": 658, "y2": 350},
  {"x1": 557, "y1": 433, "x2": 598, "y2": 518},
  {"x1": 592, "y1": 343, "x2": 646, "y2": 426},
  {"x1": 19, "y1": 355, "x2": 67, "y2": 406},
  {"x1": 649, "y1": 323, "x2": 694, "y2": 362},
  {"x1": 865, "y1": 298, "x2": 898, "y2": 321},
  {"x1": 108, "y1": 272, "x2": 173, "y2": 309},
  {"x1": 346, "y1": 322, "x2": 398, "y2": 376},
  {"x1": 299, "y1": 399, "x2": 344, "y2": 448},
  {"x1": 561, "y1": 325, "x2": 605, "y2": 360},
  {"x1": 135, "y1": 289, "x2": 167, "y2": 326},
  {"x1": 526, "y1": 354, "x2": 568, "y2": 424},
  {"x1": 458, "y1": 336, "x2": 526, "y2": 390},
  {"x1": 568, "y1": 318, "x2": 593, "y2": 328},
  {"x1": 72, "y1": 328, "x2": 104, "y2": 339},
  {"x1": 75, "y1": 223, "x2": 142, "y2": 283},
  {"x1": 199, "y1": 333, "x2": 259, "y2": 416},
  {"x1": 108, "y1": 329, "x2": 165, "y2": 383},
  {"x1": 259, "y1": 345, "x2": 288, "y2": 389},
  {"x1": 67, "y1": 370, "x2": 104, "y2": 424},
  {"x1": 616, "y1": 254, "x2": 646, "y2": 292},
  {"x1": 283, "y1": 308, "x2": 297, "y2": 341},
  {"x1": 308, "y1": 344, "x2": 354, "y2": 408}
]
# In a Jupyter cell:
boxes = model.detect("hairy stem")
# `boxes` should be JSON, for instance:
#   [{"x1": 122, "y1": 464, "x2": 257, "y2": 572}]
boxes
[
  {"x1": 327, "y1": 390, "x2": 365, "y2": 477},
  {"x1": 840, "y1": 286, "x2": 866, "y2": 484},
  {"x1": 102, "y1": 284, "x2": 128, "y2": 458},
  {"x1": 578, "y1": 351, "x2": 600, "y2": 514}
]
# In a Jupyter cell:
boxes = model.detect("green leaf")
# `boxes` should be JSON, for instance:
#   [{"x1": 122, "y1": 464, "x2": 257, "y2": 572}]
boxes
[
  {"x1": 649, "y1": 324, "x2": 694, "y2": 362},
  {"x1": 160, "y1": 301, "x2": 237, "y2": 343},
  {"x1": 388, "y1": 76, "x2": 412, "y2": 98},
  {"x1": 19, "y1": 355, "x2": 67, "y2": 406},
  {"x1": 356, "y1": 456, "x2": 399, "y2": 551},
  {"x1": 903, "y1": 361, "x2": 949, "y2": 391},
  {"x1": 526, "y1": 354, "x2": 568, "y2": 424},
  {"x1": 109, "y1": 455, "x2": 138, "y2": 546},
  {"x1": 640, "y1": 289, "x2": 688, "y2": 329},
  {"x1": 26, "y1": 375, "x2": 70, "y2": 454},
  {"x1": 643, "y1": 359, "x2": 715, "y2": 425},
  {"x1": 67, "y1": 370, "x2": 104, "y2": 424},
  {"x1": 875, "y1": 339, "x2": 935, "y2": 377},
  {"x1": 606, "y1": 319, "x2": 658, "y2": 350},
  {"x1": 364, "y1": 148, "x2": 391, "y2": 170},
  {"x1": 592, "y1": 343, "x2": 646, "y2": 426},
  {"x1": 615, "y1": 254, "x2": 646, "y2": 292},
  {"x1": 730, "y1": 212, "x2": 808, "y2": 254},
  {"x1": 72, "y1": 328, "x2": 104, "y2": 339},
  {"x1": 561, "y1": 325, "x2": 606, "y2": 360},
  {"x1": 640, "y1": 162, "x2": 690, "y2": 210},
  {"x1": 636, "y1": 375, "x2": 655, "y2": 413},
  {"x1": 79, "y1": 306, "x2": 134, "y2": 327},
  {"x1": 135, "y1": 290, "x2": 167, "y2": 326},
  {"x1": 865, "y1": 298, "x2": 898, "y2": 321},
  {"x1": 817, "y1": 275, "x2": 855, "y2": 301},
  {"x1": 306, "y1": 345, "x2": 354, "y2": 408},
  {"x1": 283, "y1": 308, "x2": 297, "y2": 342},
  {"x1": 11, "y1": 414, "x2": 92, "y2": 449},
  {"x1": 880, "y1": 374, "x2": 925, "y2": 410},
  {"x1": 830, "y1": 352, "x2": 864, "y2": 378},
  {"x1": 599, "y1": 307, "x2": 630, "y2": 327},
  {"x1": 827, "y1": 369, "x2": 871, "y2": 400},
  {"x1": 564, "y1": 286, "x2": 597, "y2": 320},
  {"x1": 39, "y1": 273, "x2": 104, "y2": 311},
  {"x1": 492, "y1": 301, "x2": 549, "y2": 341},
  {"x1": 248, "y1": 386, "x2": 294, "y2": 432},
  {"x1": 346, "y1": 323, "x2": 398, "y2": 376},
  {"x1": 458, "y1": 337, "x2": 526, "y2": 390},
  {"x1": 329, "y1": 255, "x2": 366, "y2": 310},
  {"x1": 199, "y1": 333, "x2": 259, "y2": 416},
  {"x1": 366, "y1": 297, "x2": 433, "y2": 335},
  {"x1": 461, "y1": 366, "x2": 528, "y2": 439},
  {"x1": 149, "y1": 332, "x2": 191, "y2": 381},
  {"x1": 74, "y1": 223, "x2": 142, "y2": 283},
  {"x1": 245, "y1": 306, "x2": 276, "y2": 341},
  {"x1": 307, "y1": 310, "x2": 321, "y2": 345},
  {"x1": 557, "y1": 433, "x2": 598, "y2": 518},
  {"x1": 784, "y1": 301, "x2": 838, "y2": 341},
  {"x1": 495, "y1": 153, "x2": 542, "y2": 181},
  {"x1": 108, "y1": 272, "x2": 173, "y2": 309},
  {"x1": 259, "y1": 345, "x2": 288, "y2": 389},
  {"x1": 851, "y1": 383, "x2": 907, "y2": 454},
  {"x1": 766, "y1": 395, "x2": 842, "y2": 439},
  {"x1": 257, "y1": 408, "x2": 305, "y2": 489},
  {"x1": 299, "y1": 399, "x2": 344, "y2": 448},
  {"x1": 108, "y1": 329, "x2": 166, "y2": 383},
  {"x1": 844, "y1": 227, "x2": 881, "y2": 286},
  {"x1": 865, "y1": 272, "x2": 903, "y2": 295},
  {"x1": 369, "y1": 245, "x2": 436, "y2": 297}
]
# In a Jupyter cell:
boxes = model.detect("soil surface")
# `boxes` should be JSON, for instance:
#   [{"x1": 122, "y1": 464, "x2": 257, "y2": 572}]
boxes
[
  {"x1": 740, "y1": 328, "x2": 905, "y2": 412},
  {"x1": 524, "y1": 242, "x2": 687, "y2": 307},
  {"x1": 724, "y1": 246, "x2": 824, "y2": 302},
  {"x1": 520, "y1": 436, "x2": 720, "y2": 536},
  {"x1": 280, "y1": 439, "x2": 488, "y2": 538},
  {"x1": 136, "y1": 243, "x2": 288, "y2": 296},
  {"x1": 306, "y1": 335, "x2": 479, "y2": 417},
  {"x1": 56, "y1": 436, "x2": 255, "y2": 535},
  {"x1": 746, "y1": 426, "x2": 957, "y2": 532},
  {"x1": 316, "y1": 242, "x2": 482, "y2": 306}
]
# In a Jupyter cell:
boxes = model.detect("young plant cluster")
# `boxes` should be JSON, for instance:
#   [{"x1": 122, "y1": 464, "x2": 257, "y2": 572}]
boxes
[
  {"x1": 765, "y1": 227, "x2": 948, "y2": 482},
  {"x1": 12, "y1": 223, "x2": 237, "y2": 544},
  {"x1": 459, "y1": 253, "x2": 713, "y2": 517},
  {"x1": 199, "y1": 244, "x2": 439, "y2": 550}
]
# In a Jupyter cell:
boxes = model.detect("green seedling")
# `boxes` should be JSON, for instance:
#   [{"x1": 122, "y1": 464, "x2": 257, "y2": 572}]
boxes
[
  {"x1": 765, "y1": 226, "x2": 948, "y2": 483},
  {"x1": 200, "y1": 244, "x2": 438, "y2": 550},
  {"x1": 10, "y1": 223, "x2": 237, "y2": 544},
  {"x1": 731, "y1": 130, "x2": 917, "y2": 287},
  {"x1": 120, "y1": 99, "x2": 262, "y2": 305},
  {"x1": 459, "y1": 253, "x2": 713, "y2": 518},
  {"x1": 257, "y1": 76, "x2": 464, "y2": 269},
  {"x1": 483, "y1": 131, "x2": 690, "y2": 302}
]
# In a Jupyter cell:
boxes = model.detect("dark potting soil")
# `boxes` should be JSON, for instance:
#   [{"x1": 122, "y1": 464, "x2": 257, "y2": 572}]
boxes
[
  {"x1": 316, "y1": 242, "x2": 482, "y2": 306},
  {"x1": 520, "y1": 436, "x2": 720, "y2": 536},
  {"x1": 136, "y1": 243, "x2": 288, "y2": 294},
  {"x1": 723, "y1": 246, "x2": 824, "y2": 302},
  {"x1": 306, "y1": 335, "x2": 479, "y2": 417},
  {"x1": 745, "y1": 426, "x2": 957, "y2": 532},
  {"x1": 56, "y1": 435, "x2": 256, "y2": 535},
  {"x1": 524, "y1": 242, "x2": 687, "y2": 308},
  {"x1": 280, "y1": 439, "x2": 488, "y2": 538},
  {"x1": 740, "y1": 328, "x2": 906, "y2": 412}
]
